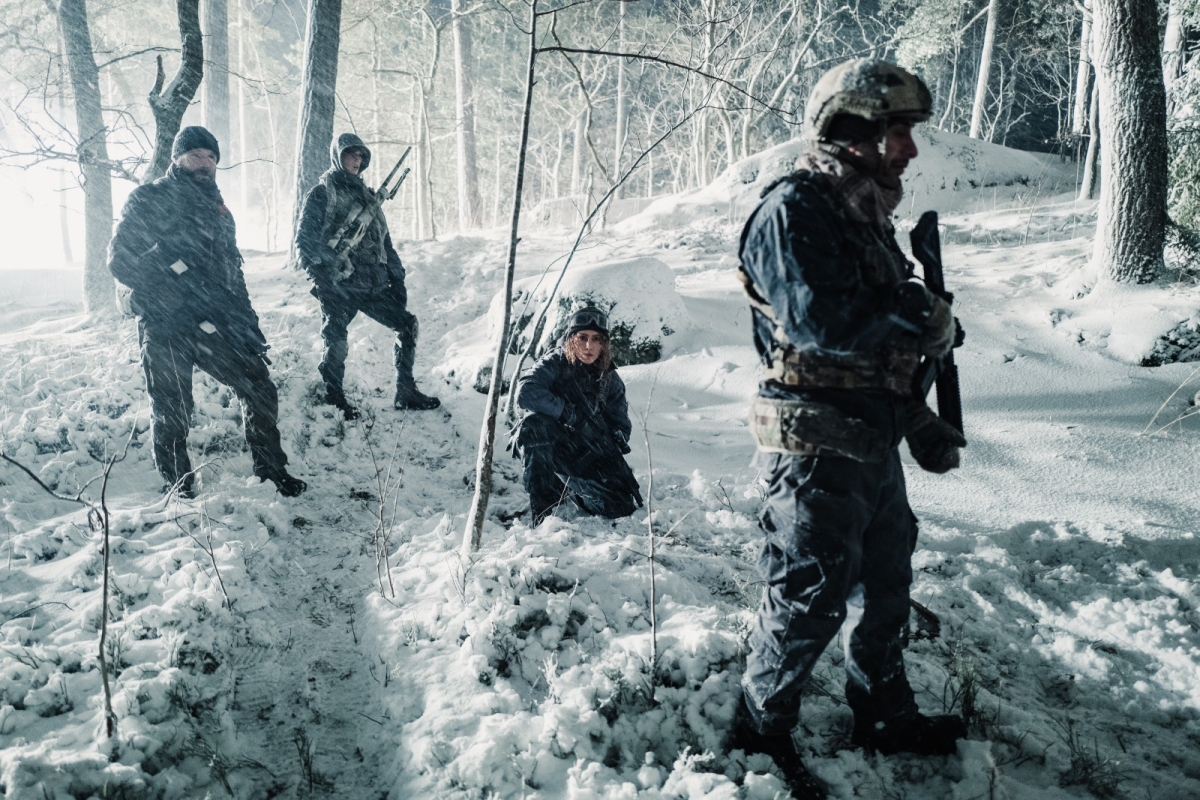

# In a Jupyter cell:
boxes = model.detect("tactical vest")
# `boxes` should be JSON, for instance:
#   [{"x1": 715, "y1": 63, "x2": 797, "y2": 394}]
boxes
[
  {"x1": 739, "y1": 174, "x2": 919, "y2": 461},
  {"x1": 320, "y1": 173, "x2": 389, "y2": 280}
]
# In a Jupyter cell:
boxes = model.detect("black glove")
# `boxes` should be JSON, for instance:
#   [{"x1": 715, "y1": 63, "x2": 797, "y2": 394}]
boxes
[
  {"x1": 906, "y1": 403, "x2": 966, "y2": 474},
  {"x1": 612, "y1": 430, "x2": 632, "y2": 455}
]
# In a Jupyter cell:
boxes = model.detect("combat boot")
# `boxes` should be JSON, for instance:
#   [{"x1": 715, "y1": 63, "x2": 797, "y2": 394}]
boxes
[
  {"x1": 851, "y1": 712, "x2": 966, "y2": 756},
  {"x1": 323, "y1": 389, "x2": 361, "y2": 421},
  {"x1": 163, "y1": 473, "x2": 198, "y2": 500},
  {"x1": 393, "y1": 381, "x2": 440, "y2": 411},
  {"x1": 256, "y1": 468, "x2": 308, "y2": 498},
  {"x1": 729, "y1": 702, "x2": 827, "y2": 800}
]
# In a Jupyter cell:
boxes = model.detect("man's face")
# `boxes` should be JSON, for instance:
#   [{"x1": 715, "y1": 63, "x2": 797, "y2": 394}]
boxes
[
  {"x1": 848, "y1": 120, "x2": 919, "y2": 181},
  {"x1": 341, "y1": 148, "x2": 364, "y2": 175},
  {"x1": 573, "y1": 331, "x2": 604, "y2": 365},
  {"x1": 175, "y1": 148, "x2": 217, "y2": 182}
]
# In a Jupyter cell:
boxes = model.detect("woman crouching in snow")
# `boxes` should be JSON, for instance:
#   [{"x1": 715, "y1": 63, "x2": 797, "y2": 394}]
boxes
[{"x1": 511, "y1": 306, "x2": 644, "y2": 525}]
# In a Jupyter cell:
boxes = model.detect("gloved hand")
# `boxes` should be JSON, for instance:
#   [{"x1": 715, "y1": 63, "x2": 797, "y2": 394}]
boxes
[
  {"x1": 894, "y1": 281, "x2": 957, "y2": 359},
  {"x1": 920, "y1": 293, "x2": 955, "y2": 359},
  {"x1": 906, "y1": 402, "x2": 966, "y2": 473},
  {"x1": 612, "y1": 430, "x2": 632, "y2": 455}
]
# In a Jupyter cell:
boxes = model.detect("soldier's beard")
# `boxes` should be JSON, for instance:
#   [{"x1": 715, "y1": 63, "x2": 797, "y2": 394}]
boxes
[{"x1": 184, "y1": 166, "x2": 216, "y2": 183}]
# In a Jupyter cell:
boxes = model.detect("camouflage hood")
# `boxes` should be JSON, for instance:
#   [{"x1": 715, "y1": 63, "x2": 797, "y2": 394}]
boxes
[
  {"x1": 794, "y1": 147, "x2": 903, "y2": 230},
  {"x1": 330, "y1": 132, "x2": 372, "y2": 173}
]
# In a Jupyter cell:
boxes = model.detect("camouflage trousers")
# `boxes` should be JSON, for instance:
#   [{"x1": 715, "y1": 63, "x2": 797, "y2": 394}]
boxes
[
  {"x1": 139, "y1": 319, "x2": 288, "y2": 487},
  {"x1": 316, "y1": 284, "x2": 418, "y2": 399},
  {"x1": 742, "y1": 449, "x2": 920, "y2": 735}
]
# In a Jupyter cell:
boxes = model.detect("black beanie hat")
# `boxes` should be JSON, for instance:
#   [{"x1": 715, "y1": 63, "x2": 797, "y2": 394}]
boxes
[
  {"x1": 172, "y1": 126, "x2": 220, "y2": 163},
  {"x1": 566, "y1": 306, "x2": 609, "y2": 338}
]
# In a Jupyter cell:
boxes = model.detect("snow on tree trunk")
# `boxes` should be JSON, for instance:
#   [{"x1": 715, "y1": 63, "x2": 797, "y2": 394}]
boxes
[
  {"x1": 1092, "y1": 0, "x2": 1166, "y2": 283},
  {"x1": 452, "y1": 0, "x2": 482, "y2": 230},
  {"x1": 57, "y1": 0, "x2": 114, "y2": 314},
  {"x1": 462, "y1": 0, "x2": 538, "y2": 556},
  {"x1": 291, "y1": 0, "x2": 342, "y2": 256},
  {"x1": 969, "y1": 0, "x2": 999, "y2": 140},
  {"x1": 144, "y1": 0, "x2": 204, "y2": 183},
  {"x1": 202, "y1": 0, "x2": 230, "y2": 149},
  {"x1": 1071, "y1": 6, "x2": 1092, "y2": 137}
]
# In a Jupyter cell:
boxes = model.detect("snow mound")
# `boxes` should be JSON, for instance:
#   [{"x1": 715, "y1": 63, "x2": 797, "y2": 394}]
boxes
[
  {"x1": 617, "y1": 128, "x2": 1076, "y2": 234},
  {"x1": 438, "y1": 256, "x2": 691, "y2": 392}
]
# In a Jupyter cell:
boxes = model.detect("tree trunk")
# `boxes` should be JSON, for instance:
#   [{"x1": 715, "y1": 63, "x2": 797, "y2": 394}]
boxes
[
  {"x1": 1071, "y1": 6, "x2": 1092, "y2": 137},
  {"x1": 451, "y1": 0, "x2": 482, "y2": 229},
  {"x1": 1163, "y1": 0, "x2": 1186, "y2": 91},
  {"x1": 236, "y1": 0, "x2": 249, "y2": 211},
  {"x1": 1079, "y1": 86, "x2": 1100, "y2": 200},
  {"x1": 571, "y1": 100, "x2": 588, "y2": 194},
  {"x1": 462, "y1": 0, "x2": 538, "y2": 555},
  {"x1": 291, "y1": 0, "x2": 342, "y2": 258},
  {"x1": 1091, "y1": 0, "x2": 1167, "y2": 283},
  {"x1": 612, "y1": 0, "x2": 628, "y2": 201},
  {"x1": 57, "y1": 0, "x2": 114, "y2": 313},
  {"x1": 969, "y1": 0, "x2": 999, "y2": 139},
  {"x1": 145, "y1": 0, "x2": 204, "y2": 183},
  {"x1": 202, "y1": 0, "x2": 230, "y2": 149}
]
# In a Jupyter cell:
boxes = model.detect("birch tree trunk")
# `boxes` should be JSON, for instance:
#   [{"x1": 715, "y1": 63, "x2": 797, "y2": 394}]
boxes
[
  {"x1": 57, "y1": 0, "x2": 114, "y2": 313},
  {"x1": 969, "y1": 0, "x2": 999, "y2": 139},
  {"x1": 1079, "y1": 85, "x2": 1100, "y2": 200},
  {"x1": 291, "y1": 0, "x2": 342, "y2": 254},
  {"x1": 202, "y1": 0, "x2": 231, "y2": 148},
  {"x1": 612, "y1": 1, "x2": 628, "y2": 201},
  {"x1": 1071, "y1": 5, "x2": 1092, "y2": 137},
  {"x1": 1163, "y1": 0, "x2": 1186, "y2": 90},
  {"x1": 1091, "y1": 0, "x2": 1166, "y2": 283},
  {"x1": 236, "y1": 0, "x2": 249, "y2": 211},
  {"x1": 462, "y1": 0, "x2": 538, "y2": 555},
  {"x1": 451, "y1": 0, "x2": 482, "y2": 229},
  {"x1": 145, "y1": 0, "x2": 204, "y2": 183},
  {"x1": 571, "y1": 100, "x2": 588, "y2": 194}
]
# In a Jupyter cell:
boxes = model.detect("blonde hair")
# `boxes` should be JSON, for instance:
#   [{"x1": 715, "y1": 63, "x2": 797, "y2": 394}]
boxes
[{"x1": 565, "y1": 331, "x2": 612, "y2": 372}]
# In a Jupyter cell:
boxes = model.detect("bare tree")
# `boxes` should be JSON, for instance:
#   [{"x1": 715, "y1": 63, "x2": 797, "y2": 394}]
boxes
[
  {"x1": 1091, "y1": 0, "x2": 1166, "y2": 283},
  {"x1": 54, "y1": 0, "x2": 114, "y2": 313},
  {"x1": 1070, "y1": 1, "x2": 1091, "y2": 138},
  {"x1": 969, "y1": 0, "x2": 1000, "y2": 139},
  {"x1": 144, "y1": 0, "x2": 204, "y2": 182}
]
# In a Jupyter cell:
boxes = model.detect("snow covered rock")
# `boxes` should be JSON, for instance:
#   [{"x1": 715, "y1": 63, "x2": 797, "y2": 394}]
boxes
[{"x1": 443, "y1": 255, "x2": 690, "y2": 393}]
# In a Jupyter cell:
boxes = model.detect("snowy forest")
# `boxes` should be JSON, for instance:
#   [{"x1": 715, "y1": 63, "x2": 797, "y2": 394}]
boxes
[{"x1": 3, "y1": 0, "x2": 1200, "y2": 796}]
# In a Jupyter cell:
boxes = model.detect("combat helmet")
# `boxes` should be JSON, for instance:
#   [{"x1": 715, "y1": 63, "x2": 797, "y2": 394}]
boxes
[{"x1": 803, "y1": 59, "x2": 932, "y2": 143}]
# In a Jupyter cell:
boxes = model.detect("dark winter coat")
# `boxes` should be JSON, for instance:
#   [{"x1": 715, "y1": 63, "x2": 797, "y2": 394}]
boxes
[
  {"x1": 295, "y1": 133, "x2": 404, "y2": 298},
  {"x1": 739, "y1": 148, "x2": 924, "y2": 450},
  {"x1": 515, "y1": 347, "x2": 633, "y2": 447},
  {"x1": 108, "y1": 164, "x2": 259, "y2": 337}
]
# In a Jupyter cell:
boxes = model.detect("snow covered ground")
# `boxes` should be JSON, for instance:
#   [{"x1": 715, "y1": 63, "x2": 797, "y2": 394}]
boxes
[{"x1": 2, "y1": 129, "x2": 1200, "y2": 799}]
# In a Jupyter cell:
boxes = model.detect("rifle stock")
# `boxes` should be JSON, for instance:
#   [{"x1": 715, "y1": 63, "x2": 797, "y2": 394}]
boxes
[{"x1": 909, "y1": 211, "x2": 964, "y2": 433}]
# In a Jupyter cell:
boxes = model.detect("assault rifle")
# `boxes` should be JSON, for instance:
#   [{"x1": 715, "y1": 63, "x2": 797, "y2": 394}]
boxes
[
  {"x1": 328, "y1": 146, "x2": 412, "y2": 281},
  {"x1": 909, "y1": 211, "x2": 964, "y2": 433}
]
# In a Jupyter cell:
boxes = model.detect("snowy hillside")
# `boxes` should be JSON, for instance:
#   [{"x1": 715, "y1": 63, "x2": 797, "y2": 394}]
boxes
[{"x1": 3, "y1": 136, "x2": 1200, "y2": 799}]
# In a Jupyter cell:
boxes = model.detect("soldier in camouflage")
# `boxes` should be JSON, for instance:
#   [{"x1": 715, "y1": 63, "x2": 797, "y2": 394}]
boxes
[
  {"x1": 295, "y1": 133, "x2": 440, "y2": 419},
  {"x1": 730, "y1": 60, "x2": 968, "y2": 798}
]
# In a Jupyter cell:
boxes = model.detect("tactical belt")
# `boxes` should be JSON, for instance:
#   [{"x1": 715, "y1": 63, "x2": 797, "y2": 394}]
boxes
[
  {"x1": 766, "y1": 345, "x2": 919, "y2": 395},
  {"x1": 749, "y1": 395, "x2": 891, "y2": 463}
]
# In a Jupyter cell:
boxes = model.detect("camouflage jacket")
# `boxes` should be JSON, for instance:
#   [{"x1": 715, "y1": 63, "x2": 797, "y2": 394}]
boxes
[{"x1": 738, "y1": 148, "x2": 922, "y2": 458}]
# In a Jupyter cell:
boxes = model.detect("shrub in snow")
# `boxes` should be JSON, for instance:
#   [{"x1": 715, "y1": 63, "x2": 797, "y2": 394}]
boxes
[{"x1": 451, "y1": 256, "x2": 690, "y2": 393}]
